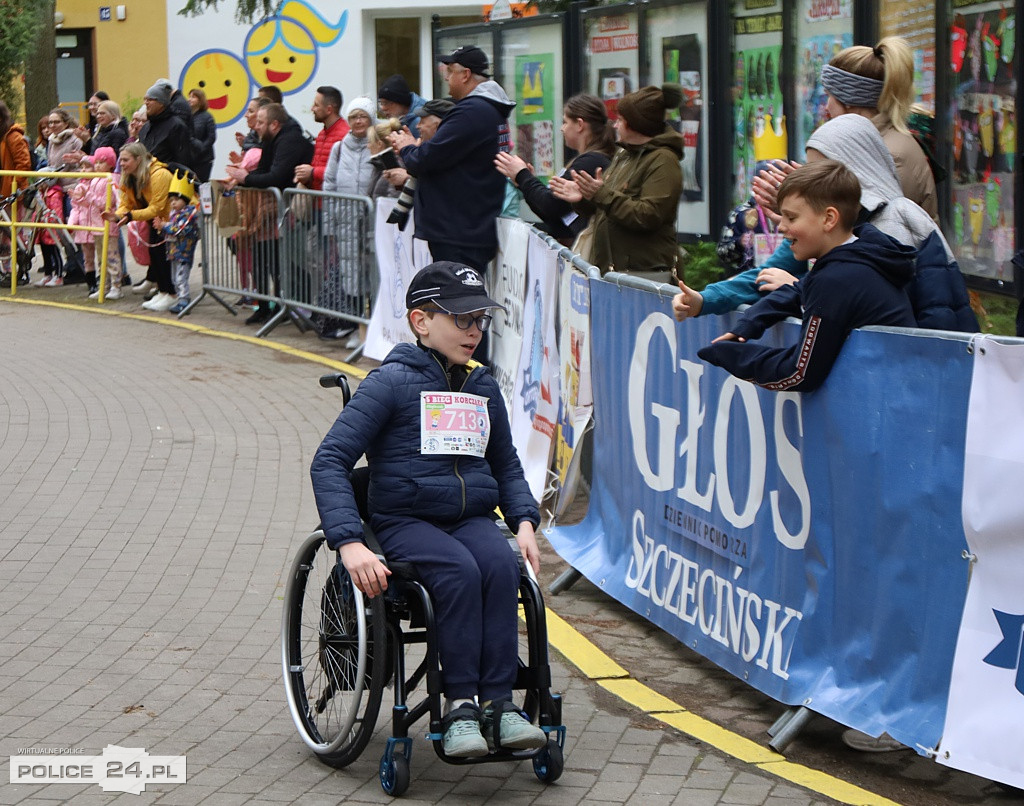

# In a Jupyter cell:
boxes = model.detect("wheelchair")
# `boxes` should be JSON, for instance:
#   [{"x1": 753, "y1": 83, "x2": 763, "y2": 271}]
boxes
[{"x1": 281, "y1": 374, "x2": 566, "y2": 797}]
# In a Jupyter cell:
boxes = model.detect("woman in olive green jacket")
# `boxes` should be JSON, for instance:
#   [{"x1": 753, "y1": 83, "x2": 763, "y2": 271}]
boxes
[{"x1": 551, "y1": 83, "x2": 684, "y2": 282}]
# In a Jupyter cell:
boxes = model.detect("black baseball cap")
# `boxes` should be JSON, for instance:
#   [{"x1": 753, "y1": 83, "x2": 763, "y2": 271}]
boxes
[
  {"x1": 406, "y1": 261, "x2": 505, "y2": 314},
  {"x1": 413, "y1": 98, "x2": 456, "y2": 119},
  {"x1": 438, "y1": 45, "x2": 491, "y2": 78}
]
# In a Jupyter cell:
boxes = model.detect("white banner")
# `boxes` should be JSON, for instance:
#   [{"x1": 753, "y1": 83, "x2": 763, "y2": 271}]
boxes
[
  {"x1": 940, "y1": 338, "x2": 1024, "y2": 789},
  {"x1": 488, "y1": 218, "x2": 531, "y2": 408},
  {"x1": 365, "y1": 199, "x2": 432, "y2": 361},
  {"x1": 509, "y1": 237, "x2": 560, "y2": 501},
  {"x1": 552, "y1": 259, "x2": 594, "y2": 517}
]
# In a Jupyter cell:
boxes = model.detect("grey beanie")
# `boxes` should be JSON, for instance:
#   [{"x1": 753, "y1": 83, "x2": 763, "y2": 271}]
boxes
[{"x1": 144, "y1": 81, "x2": 172, "y2": 107}]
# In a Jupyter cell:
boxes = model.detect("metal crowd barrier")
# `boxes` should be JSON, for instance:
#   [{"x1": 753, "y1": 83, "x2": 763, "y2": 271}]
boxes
[
  {"x1": 193, "y1": 183, "x2": 376, "y2": 360},
  {"x1": 192, "y1": 182, "x2": 286, "y2": 329},
  {"x1": 280, "y1": 188, "x2": 376, "y2": 358}
]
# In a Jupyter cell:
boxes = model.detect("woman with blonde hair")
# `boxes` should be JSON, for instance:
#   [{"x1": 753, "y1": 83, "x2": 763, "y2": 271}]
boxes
[
  {"x1": 103, "y1": 142, "x2": 177, "y2": 311},
  {"x1": 819, "y1": 36, "x2": 936, "y2": 220},
  {"x1": 366, "y1": 117, "x2": 403, "y2": 200}
]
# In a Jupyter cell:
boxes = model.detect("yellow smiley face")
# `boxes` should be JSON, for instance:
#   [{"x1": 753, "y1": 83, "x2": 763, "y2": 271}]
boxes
[
  {"x1": 243, "y1": 17, "x2": 318, "y2": 94},
  {"x1": 179, "y1": 50, "x2": 251, "y2": 126}
]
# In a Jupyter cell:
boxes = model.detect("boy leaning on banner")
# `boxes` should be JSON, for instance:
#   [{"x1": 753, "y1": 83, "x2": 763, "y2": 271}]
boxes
[
  {"x1": 698, "y1": 160, "x2": 916, "y2": 392},
  {"x1": 310, "y1": 261, "x2": 546, "y2": 758}
]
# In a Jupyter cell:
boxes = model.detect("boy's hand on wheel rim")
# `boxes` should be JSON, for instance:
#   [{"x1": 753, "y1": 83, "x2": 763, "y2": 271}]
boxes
[{"x1": 339, "y1": 541, "x2": 392, "y2": 597}]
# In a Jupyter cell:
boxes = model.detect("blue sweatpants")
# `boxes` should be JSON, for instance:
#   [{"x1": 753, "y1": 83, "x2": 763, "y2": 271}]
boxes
[{"x1": 370, "y1": 514, "x2": 520, "y2": 702}]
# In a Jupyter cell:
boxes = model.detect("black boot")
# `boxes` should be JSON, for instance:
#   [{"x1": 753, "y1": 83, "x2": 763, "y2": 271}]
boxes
[
  {"x1": 245, "y1": 303, "x2": 273, "y2": 325},
  {"x1": 85, "y1": 271, "x2": 97, "y2": 296}
]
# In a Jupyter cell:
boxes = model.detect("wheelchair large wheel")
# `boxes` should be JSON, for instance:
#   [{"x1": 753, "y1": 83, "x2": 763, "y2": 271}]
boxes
[{"x1": 282, "y1": 530, "x2": 387, "y2": 767}]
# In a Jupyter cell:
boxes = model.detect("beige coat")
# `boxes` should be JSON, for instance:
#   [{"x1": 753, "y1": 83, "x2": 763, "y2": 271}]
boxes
[{"x1": 874, "y1": 113, "x2": 938, "y2": 223}]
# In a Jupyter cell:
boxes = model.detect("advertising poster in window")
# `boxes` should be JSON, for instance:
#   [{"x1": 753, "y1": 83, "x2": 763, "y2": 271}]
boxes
[
  {"x1": 879, "y1": 3, "x2": 936, "y2": 111},
  {"x1": 586, "y1": 13, "x2": 639, "y2": 121},
  {"x1": 795, "y1": 0, "x2": 852, "y2": 158},
  {"x1": 732, "y1": 1, "x2": 785, "y2": 206},
  {"x1": 515, "y1": 53, "x2": 556, "y2": 179},
  {"x1": 662, "y1": 33, "x2": 703, "y2": 201},
  {"x1": 949, "y1": 3, "x2": 1016, "y2": 282}
]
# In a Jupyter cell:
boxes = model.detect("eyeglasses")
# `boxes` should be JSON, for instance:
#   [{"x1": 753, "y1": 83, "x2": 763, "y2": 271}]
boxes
[{"x1": 448, "y1": 312, "x2": 493, "y2": 332}]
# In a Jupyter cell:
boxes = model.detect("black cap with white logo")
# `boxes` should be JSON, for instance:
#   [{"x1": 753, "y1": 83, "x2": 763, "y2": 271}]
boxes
[
  {"x1": 438, "y1": 45, "x2": 491, "y2": 78},
  {"x1": 406, "y1": 261, "x2": 505, "y2": 314}
]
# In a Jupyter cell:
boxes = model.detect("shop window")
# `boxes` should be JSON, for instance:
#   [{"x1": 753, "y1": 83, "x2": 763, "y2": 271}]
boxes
[
  {"x1": 947, "y1": 3, "x2": 1016, "y2": 283},
  {"x1": 732, "y1": 0, "x2": 784, "y2": 206},
  {"x1": 376, "y1": 18, "x2": 421, "y2": 96}
]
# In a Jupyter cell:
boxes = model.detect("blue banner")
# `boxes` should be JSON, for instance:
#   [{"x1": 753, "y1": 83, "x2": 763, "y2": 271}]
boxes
[{"x1": 546, "y1": 280, "x2": 973, "y2": 752}]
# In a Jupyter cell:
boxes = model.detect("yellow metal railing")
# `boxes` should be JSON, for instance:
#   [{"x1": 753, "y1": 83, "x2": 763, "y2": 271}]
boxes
[{"x1": 0, "y1": 169, "x2": 117, "y2": 301}]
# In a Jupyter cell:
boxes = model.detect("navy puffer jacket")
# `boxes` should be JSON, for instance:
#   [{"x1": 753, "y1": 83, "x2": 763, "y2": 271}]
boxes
[
  {"x1": 908, "y1": 231, "x2": 978, "y2": 332},
  {"x1": 311, "y1": 343, "x2": 539, "y2": 549}
]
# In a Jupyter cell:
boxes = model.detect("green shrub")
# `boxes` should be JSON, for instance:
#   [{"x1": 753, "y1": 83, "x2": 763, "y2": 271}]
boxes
[{"x1": 679, "y1": 240, "x2": 724, "y2": 292}]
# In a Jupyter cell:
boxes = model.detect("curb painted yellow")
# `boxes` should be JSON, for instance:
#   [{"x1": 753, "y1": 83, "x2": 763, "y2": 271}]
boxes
[
  {"x1": 0, "y1": 297, "x2": 368, "y2": 379},
  {"x1": 600, "y1": 678, "x2": 682, "y2": 714},
  {"x1": 544, "y1": 609, "x2": 628, "y2": 680},
  {"x1": 3, "y1": 295, "x2": 902, "y2": 806},
  {"x1": 547, "y1": 615, "x2": 905, "y2": 806}
]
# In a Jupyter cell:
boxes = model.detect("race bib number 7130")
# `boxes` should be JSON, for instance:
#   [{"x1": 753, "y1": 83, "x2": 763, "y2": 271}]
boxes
[{"x1": 420, "y1": 392, "x2": 490, "y2": 457}]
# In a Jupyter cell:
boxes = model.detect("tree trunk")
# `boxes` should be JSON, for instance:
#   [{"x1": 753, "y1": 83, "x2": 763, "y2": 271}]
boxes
[{"x1": 24, "y1": 0, "x2": 57, "y2": 135}]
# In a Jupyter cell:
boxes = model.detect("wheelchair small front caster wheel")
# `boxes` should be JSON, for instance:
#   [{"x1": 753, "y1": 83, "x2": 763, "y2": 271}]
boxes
[
  {"x1": 532, "y1": 739, "x2": 563, "y2": 783},
  {"x1": 380, "y1": 753, "x2": 410, "y2": 796}
]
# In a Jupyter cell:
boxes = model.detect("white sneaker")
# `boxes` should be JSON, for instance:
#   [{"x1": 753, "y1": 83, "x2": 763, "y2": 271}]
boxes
[
  {"x1": 141, "y1": 292, "x2": 167, "y2": 310},
  {"x1": 132, "y1": 279, "x2": 156, "y2": 294},
  {"x1": 105, "y1": 287, "x2": 122, "y2": 300},
  {"x1": 33, "y1": 275, "x2": 50, "y2": 287},
  {"x1": 88, "y1": 289, "x2": 101, "y2": 300},
  {"x1": 148, "y1": 293, "x2": 178, "y2": 312}
]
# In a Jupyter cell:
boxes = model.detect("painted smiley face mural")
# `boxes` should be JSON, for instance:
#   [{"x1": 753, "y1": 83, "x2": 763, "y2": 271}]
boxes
[
  {"x1": 179, "y1": 50, "x2": 252, "y2": 126},
  {"x1": 244, "y1": 17, "x2": 319, "y2": 92},
  {"x1": 243, "y1": 0, "x2": 346, "y2": 93},
  {"x1": 177, "y1": 0, "x2": 347, "y2": 127}
]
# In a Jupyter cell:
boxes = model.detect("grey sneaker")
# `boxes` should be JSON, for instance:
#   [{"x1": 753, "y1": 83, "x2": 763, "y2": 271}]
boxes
[
  {"x1": 442, "y1": 705, "x2": 488, "y2": 758},
  {"x1": 482, "y1": 699, "x2": 547, "y2": 751}
]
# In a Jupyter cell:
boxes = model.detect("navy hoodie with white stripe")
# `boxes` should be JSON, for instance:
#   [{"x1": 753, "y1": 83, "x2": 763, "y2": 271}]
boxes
[{"x1": 698, "y1": 223, "x2": 916, "y2": 392}]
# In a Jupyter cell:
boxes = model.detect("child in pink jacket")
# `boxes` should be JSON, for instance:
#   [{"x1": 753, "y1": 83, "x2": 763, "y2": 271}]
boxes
[{"x1": 86, "y1": 147, "x2": 123, "y2": 298}]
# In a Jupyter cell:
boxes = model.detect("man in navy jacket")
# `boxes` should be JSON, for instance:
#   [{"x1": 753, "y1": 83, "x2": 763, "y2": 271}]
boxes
[{"x1": 390, "y1": 46, "x2": 515, "y2": 272}]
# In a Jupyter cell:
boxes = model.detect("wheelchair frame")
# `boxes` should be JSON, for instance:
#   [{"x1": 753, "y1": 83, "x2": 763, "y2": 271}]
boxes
[{"x1": 281, "y1": 374, "x2": 566, "y2": 797}]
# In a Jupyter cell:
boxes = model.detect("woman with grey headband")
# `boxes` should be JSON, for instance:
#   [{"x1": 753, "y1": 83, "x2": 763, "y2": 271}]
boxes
[{"x1": 817, "y1": 37, "x2": 937, "y2": 221}]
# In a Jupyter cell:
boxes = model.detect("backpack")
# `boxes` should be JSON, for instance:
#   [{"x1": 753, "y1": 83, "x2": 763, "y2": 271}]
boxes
[{"x1": 716, "y1": 200, "x2": 777, "y2": 277}]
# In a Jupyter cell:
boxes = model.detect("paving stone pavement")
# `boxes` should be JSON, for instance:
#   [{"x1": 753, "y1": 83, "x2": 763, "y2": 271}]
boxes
[
  {"x1": 0, "y1": 300, "x2": 840, "y2": 806},
  {"x1": 2, "y1": 288, "x2": 1022, "y2": 806}
]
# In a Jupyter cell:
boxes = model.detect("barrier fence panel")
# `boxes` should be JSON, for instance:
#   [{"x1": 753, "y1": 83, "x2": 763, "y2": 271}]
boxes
[
  {"x1": 279, "y1": 188, "x2": 376, "y2": 356},
  {"x1": 195, "y1": 182, "x2": 284, "y2": 328},
  {"x1": 491, "y1": 225, "x2": 1024, "y2": 788}
]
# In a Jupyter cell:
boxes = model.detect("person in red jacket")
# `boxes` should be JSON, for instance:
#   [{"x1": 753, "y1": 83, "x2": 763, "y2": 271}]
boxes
[{"x1": 293, "y1": 86, "x2": 348, "y2": 190}]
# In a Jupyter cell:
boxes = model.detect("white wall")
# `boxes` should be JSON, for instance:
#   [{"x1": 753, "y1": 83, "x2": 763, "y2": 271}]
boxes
[{"x1": 166, "y1": 0, "x2": 478, "y2": 178}]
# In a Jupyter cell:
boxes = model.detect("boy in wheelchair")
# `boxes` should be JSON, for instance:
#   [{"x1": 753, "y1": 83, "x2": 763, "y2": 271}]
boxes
[{"x1": 311, "y1": 260, "x2": 547, "y2": 758}]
